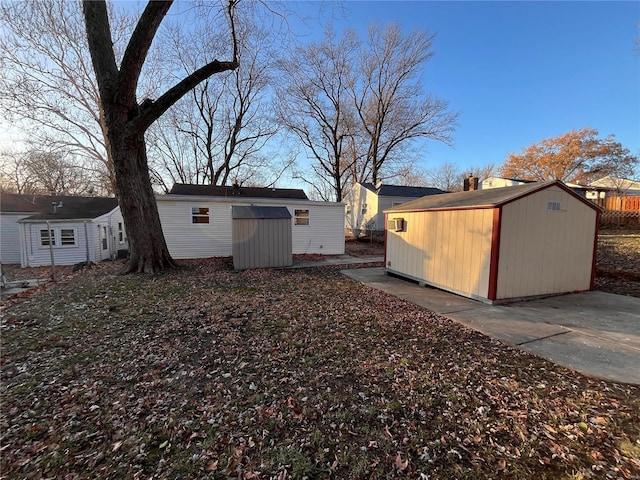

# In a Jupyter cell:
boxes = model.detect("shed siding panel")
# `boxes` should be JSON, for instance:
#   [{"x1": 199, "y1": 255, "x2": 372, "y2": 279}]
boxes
[
  {"x1": 496, "y1": 185, "x2": 595, "y2": 299},
  {"x1": 386, "y1": 208, "x2": 494, "y2": 298},
  {"x1": 232, "y1": 218, "x2": 292, "y2": 270}
]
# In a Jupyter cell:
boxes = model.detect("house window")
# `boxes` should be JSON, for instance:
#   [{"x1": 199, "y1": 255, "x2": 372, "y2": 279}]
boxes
[
  {"x1": 361, "y1": 203, "x2": 368, "y2": 214},
  {"x1": 548, "y1": 201, "x2": 562, "y2": 212},
  {"x1": 40, "y1": 229, "x2": 55, "y2": 247},
  {"x1": 346, "y1": 204, "x2": 351, "y2": 215},
  {"x1": 192, "y1": 207, "x2": 210, "y2": 224},
  {"x1": 60, "y1": 229, "x2": 76, "y2": 246},
  {"x1": 391, "y1": 202, "x2": 403, "y2": 207},
  {"x1": 118, "y1": 222, "x2": 124, "y2": 242},
  {"x1": 294, "y1": 209, "x2": 309, "y2": 225}
]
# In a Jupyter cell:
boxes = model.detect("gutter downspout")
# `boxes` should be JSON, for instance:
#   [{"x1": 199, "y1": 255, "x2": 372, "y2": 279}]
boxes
[
  {"x1": 46, "y1": 221, "x2": 56, "y2": 281},
  {"x1": 84, "y1": 221, "x2": 90, "y2": 264}
]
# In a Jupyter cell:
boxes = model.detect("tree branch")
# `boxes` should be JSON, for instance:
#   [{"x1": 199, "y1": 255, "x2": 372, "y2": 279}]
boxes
[
  {"x1": 82, "y1": 1, "x2": 119, "y2": 99},
  {"x1": 132, "y1": 59, "x2": 239, "y2": 133},
  {"x1": 116, "y1": 1, "x2": 172, "y2": 105}
]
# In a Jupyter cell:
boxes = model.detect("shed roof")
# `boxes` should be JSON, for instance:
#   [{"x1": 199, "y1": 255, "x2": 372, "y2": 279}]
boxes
[
  {"x1": 361, "y1": 183, "x2": 448, "y2": 197},
  {"x1": 232, "y1": 205, "x2": 292, "y2": 219},
  {"x1": 169, "y1": 183, "x2": 308, "y2": 200},
  {"x1": 2, "y1": 192, "x2": 118, "y2": 220},
  {"x1": 385, "y1": 180, "x2": 601, "y2": 213}
]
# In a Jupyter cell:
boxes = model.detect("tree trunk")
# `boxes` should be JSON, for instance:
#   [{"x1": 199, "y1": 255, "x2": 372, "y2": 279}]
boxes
[
  {"x1": 106, "y1": 107, "x2": 177, "y2": 274},
  {"x1": 115, "y1": 137, "x2": 177, "y2": 274}
]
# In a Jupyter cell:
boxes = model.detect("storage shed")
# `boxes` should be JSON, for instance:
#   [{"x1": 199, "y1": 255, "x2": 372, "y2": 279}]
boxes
[
  {"x1": 232, "y1": 206, "x2": 292, "y2": 270},
  {"x1": 384, "y1": 181, "x2": 601, "y2": 304}
]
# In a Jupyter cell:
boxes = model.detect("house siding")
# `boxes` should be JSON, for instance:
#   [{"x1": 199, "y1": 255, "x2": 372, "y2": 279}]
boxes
[
  {"x1": 18, "y1": 208, "x2": 125, "y2": 267},
  {"x1": 158, "y1": 197, "x2": 344, "y2": 259},
  {"x1": 344, "y1": 184, "x2": 379, "y2": 234},
  {"x1": 21, "y1": 221, "x2": 93, "y2": 267},
  {"x1": 1, "y1": 214, "x2": 28, "y2": 264}
]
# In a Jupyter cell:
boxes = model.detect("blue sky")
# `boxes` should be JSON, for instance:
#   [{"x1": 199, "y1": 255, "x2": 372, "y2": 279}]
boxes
[{"x1": 292, "y1": 0, "x2": 640, "y2": 178}]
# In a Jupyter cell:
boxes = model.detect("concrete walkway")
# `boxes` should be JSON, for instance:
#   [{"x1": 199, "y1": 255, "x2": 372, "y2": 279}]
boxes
[{"x1": 342, "y1": 267, "x2": 640, "y2": 385}]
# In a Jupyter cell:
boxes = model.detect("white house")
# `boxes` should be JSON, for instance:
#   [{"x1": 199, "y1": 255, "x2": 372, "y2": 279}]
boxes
[
  {"x1": 385, "y1": 181, "x2": 601, "y2": 304},
  {"x1": 585, "y1": 175, "x2": 640, "y2": 200},
  {"x1": 156, "y1": 184, "x2": 345, "y2": 258},
  {"x1": 1, "y1": 192, "x2": 127, "y2": 267},
  {"x1": 343, "y1": 182, "x2": 448, "y2": 235},
  {"x1": 479, "y1": 176, "x2": 535, "y2": 190}
]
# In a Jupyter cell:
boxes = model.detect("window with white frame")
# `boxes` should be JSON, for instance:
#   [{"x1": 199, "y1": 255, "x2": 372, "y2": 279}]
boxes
[
  {"x1": 60, "y1": 229, "x2": 76, "y2": 246},
  {"x1": 118, "y1": 222, "x2": 124, "y2": 242},
  {"x1": 40, "y1": 229, "x2": 55, "y2": 247},
  {"x1": 191, "y1": 206, "x2": 210, "y2": 224},
  {"x1": 39, "y1": 228, "x2": 76, "y2": 247},
  {"x1": 361, "y1": 203, "x2": 368, "y2": 214},
  {"x1": 294, "y1": 209, "x2": 309, "y2": 225},
  {"x1": 346, "y1": 204, "x2": 351, "y2": 215}
]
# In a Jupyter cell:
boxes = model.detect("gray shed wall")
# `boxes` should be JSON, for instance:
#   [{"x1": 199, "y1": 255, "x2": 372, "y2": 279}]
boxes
[{"x1": 232, "y1": 217, "x2": 292, "y2": 270}]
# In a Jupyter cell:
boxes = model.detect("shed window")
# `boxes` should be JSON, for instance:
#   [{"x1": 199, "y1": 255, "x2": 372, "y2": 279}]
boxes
[
  {"x1": 361, "y1": 203, "x2": 368, "y2": 214},
  {"x1": 192, "y1": 207, "x2": 210, "y2": 224},
  {"x1": 60, "y1": 229, "x2": 76, "y2": 246},
  {"x1": 40, "y1": 229, "x2": 55, "y2": 246},
  {"x1": 547, "y1": 201, "x2": 562, "y2": 212},
  {"x1": 294, "y1": 209, "x2": 309, "y2": 225}
]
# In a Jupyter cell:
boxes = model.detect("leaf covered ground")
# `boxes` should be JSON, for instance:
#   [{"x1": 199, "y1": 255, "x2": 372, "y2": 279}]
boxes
[{"x1": 1, "y1": 259, "x2": 639, "y2": 479}]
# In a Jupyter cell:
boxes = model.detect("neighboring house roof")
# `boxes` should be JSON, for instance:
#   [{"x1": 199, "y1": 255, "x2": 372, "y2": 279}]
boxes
[
  {"x1": 360, "y1": 183, "x2": 448, "y2": 197},
  {"x1": 1, "y1": 192, "x2": 118, "y2": 221},
  {"x1": 231, "y1": 205, "x2": 292, "y2": 219},
  {"x1": 169, "y1": 183, "x2": 309, "y2": 200},
  {"x1": 588, "y1": 175, "x2": 640, "y2": 191},
  {"x1": 386, "y1": 180, "x2": 601, "y2": 212}
]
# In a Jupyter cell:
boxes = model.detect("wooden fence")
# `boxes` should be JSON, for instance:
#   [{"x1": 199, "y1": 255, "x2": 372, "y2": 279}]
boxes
[{"x1": 592, "y1": 196, "x2": 640, "y2": 227}]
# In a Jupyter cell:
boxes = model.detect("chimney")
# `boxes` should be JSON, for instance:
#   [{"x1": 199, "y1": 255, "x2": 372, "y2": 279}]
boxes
[
  {"x1": 464, "y1": 174, "x2": 478, "y2": 192},
  {"x1": 232, "y1": 178, "x2": 240, "y2": 195}
]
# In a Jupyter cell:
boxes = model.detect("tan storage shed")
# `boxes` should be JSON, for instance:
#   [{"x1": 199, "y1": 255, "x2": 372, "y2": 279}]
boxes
[
  {"x1": 384, "y1": 181, "x2": 601, "y2": 304},
  {"x1": 232, "y1": 206, "x2": 292, "y2": 270}
]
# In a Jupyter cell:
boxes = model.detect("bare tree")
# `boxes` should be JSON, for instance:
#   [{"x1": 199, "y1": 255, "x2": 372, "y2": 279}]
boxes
[
  {"x1": 350, "y1": 23, "x2": 458, "y2": 185},
  {"x1": 426, "y1": 161, "x2": 463, "y2": 192},
  {"x1": 278, "y1": 23, "x2": 457, "y2": 200},
  {"x1": 0, "y1": 0, "x2": 141, "y2": 195},
  {"x1": 0, "y1": 150, "x2": 97, "y2": 195},
  {"x1": 146, "y1": 7, "x2": 281, "y2": 190},
  {"x1": 82, "y1": 0, "x2": 239, "y2": 273},
  {"x1": 277, "y1": 29, "x2": 359, "y2": 201}
]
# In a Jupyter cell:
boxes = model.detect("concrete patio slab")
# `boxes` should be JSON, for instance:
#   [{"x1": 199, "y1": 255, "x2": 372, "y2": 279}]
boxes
[{"x1": 342, "y1": 267, "x2": 640, "y2": 385}]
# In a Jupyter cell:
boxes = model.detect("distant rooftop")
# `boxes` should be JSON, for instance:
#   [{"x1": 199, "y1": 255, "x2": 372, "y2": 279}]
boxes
[
  {"x1": 361, "y1": 183, "x2": 448, "y2": 197},
  {"x1": 168, "y1": 183, "x2": 309, "y2": 200},
  {"x1": 386, "y1": 180, "x2": 600, "y2": 212},
  {"x1": 1, "y1": 192, "x2": 118, "y2": 220}
]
